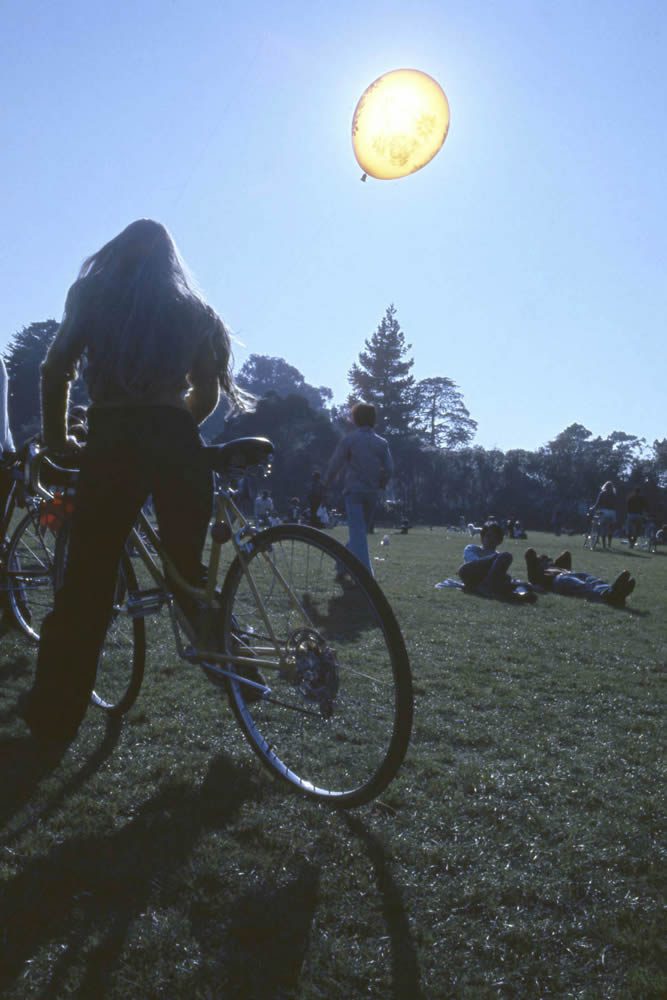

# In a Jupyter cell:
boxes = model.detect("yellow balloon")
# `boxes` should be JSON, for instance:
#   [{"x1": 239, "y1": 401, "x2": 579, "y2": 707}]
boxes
[{"x1": 352, "y1": 69, "x2": 450, "y2": 180}]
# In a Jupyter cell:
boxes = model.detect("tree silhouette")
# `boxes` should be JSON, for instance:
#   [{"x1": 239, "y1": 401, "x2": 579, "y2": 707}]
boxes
[
  {"x1": 347, "y1": 305, "x2": 414, "y2": 436},
  {"x1": 413, "y1": 376, "x2": 477, "y2": 448},
  {"x1": 4, "y1": 321, "x2": 89, "y2": 444},
  {"x1": 237, "y1": 355, "x2": 332, "y2": 411}
]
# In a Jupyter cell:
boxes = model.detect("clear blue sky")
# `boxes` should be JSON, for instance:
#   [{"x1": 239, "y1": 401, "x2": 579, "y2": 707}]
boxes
[{"x1": 2, "y1": 0, "x2": 665, "y2": 451}]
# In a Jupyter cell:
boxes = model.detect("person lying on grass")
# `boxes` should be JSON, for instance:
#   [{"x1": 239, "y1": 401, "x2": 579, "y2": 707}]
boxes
[
  {"x1": 458, "y1": 520, "x2": 536, "y2": 603},
  {"x1": 524, "y1": 549, "x2": 636, "y2": 608}
]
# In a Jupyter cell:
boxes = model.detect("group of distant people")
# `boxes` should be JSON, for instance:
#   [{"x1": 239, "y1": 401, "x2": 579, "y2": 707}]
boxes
[
  {"x1": 451, "y1": 473, "x2": 666, "y2": 608},
  {"x1": 587, "y1": 480, "x2": 657, "y2": 549},
  {"x1": 504, "y1": 516, "x2": 527, "y2": 539}
]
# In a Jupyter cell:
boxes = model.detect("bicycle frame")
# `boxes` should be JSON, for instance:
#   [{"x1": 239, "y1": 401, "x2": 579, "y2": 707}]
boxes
[
  {"x1": 584, "y1": 513, "x2": 602, "y2": 549},
  {"x1": 115, "y1": 480, "x2": 309, "y2": 691},
  {"x1": 29, "y1": 445, "x2": 325, "y2": 693},
  {"x1": 0, "y1": 449, "x2": 48, "y2": 570}
]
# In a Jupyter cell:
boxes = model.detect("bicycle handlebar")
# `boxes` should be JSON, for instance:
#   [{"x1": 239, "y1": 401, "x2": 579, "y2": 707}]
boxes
[{"x1": 25, "y1": 443, "x2": 80, "y2": 501}]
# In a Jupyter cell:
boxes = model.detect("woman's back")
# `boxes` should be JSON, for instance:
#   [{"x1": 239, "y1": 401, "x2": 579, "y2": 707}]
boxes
[{"x1": 43, "y1": 219, "x2": 239, "y2": 414}]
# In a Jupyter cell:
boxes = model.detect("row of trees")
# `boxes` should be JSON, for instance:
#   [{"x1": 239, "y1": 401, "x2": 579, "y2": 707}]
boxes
[{"x1": 4, "y1": 308, "x2": 666, "y2": 526}]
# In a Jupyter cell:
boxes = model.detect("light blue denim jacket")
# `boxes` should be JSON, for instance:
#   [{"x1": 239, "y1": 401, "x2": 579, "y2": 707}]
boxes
[{"x1": 325, "y1": 426, "x2": 394, "y2": 495}]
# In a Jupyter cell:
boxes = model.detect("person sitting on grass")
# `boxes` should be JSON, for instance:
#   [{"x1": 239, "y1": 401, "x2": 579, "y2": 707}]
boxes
[
  {"x1": 524, "y1": 548, "x2": 636, "y2": 608},
  {"x1": 458, "y1": 520, "x2": 536, "y2": 602}
]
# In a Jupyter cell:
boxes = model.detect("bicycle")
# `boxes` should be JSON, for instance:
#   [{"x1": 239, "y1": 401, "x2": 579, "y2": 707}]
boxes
[
  {"x1": 32, "y1": 438, "x2": 414, "y2": 808},
  {"x1": 583, "y1": 512, "x2": 602, "y2": 550},
  {"x1": 0, "y1": 442, "x2": 69, "y2": 641},
  {"x1": 635, "y1": 518, "x2": 657, "y2": 553}
]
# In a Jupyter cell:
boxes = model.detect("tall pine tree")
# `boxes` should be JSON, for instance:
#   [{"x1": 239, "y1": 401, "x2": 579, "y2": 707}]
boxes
[{"x1": 347, "y1": 304, "x2": 414, "y2": 436}]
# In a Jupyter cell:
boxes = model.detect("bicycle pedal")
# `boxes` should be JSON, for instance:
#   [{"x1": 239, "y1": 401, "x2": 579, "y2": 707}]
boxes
[{"x1": 126, "y1": 588, "x2": 170, "y2": 618}]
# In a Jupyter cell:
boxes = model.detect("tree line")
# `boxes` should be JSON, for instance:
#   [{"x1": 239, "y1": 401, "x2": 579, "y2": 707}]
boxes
[{"x1": 4, "y1": 308, "x2": 666, "y2": 528}]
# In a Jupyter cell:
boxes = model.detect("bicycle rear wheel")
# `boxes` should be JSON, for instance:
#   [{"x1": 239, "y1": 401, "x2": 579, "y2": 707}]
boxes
[
  {"x1": 218, "y1": 524, "x2": 413, "y2": 808},
  {"x1": 55, "y1": 525, "x2": 145, "y2": 715},
  {"x1": 5, "y1": 509, "x2": 57, "y2": 642}
]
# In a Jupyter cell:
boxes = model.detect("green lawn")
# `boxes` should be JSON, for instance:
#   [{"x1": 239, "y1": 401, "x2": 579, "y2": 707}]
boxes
[{"x1": 1, "y1": 527, "x2": 665, "y2": 998}]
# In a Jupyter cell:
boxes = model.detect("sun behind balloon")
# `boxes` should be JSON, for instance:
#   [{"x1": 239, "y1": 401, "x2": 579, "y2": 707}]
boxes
[{"x1": 352, "y1": 69, "x2": 450, "y2": 180}]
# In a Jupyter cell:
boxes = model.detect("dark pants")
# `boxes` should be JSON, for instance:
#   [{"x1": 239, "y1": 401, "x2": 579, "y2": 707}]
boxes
[{"x1": 26, "y1": 407, "x2": 212, "y2": 739}]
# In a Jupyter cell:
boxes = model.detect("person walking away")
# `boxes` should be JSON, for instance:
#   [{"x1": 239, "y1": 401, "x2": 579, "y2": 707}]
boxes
[
  {"x1": 590, "y1": 480, "x2": 617, "y2": 549},
  {"x1": 324, "y1": 402, "x2": 393, "y2": 576},
  {"x1": 625, "y1": 487, "x2": 648, "y2": 548},
  {"x1": 18, "y1": 218, "x2": 248, "y2": 743}
]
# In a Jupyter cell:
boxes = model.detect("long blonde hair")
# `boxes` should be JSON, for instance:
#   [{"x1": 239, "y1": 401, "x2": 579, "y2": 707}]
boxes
[{"x1": 60, "y1": 219, "x2": 245, "y2": 408}]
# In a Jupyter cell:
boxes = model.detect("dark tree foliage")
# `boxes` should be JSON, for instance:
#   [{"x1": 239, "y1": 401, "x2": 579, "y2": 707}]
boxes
[
  {"x1": 539, "y1": 424, "x2": 647, "y2": 510},
  {"x1": 413, "y1": 376, "x2": 477, "y2": 449},
  {"x1": 347, "y1": 305, "x2": 414, "y2": 436},
  {"x1": 214, "y1": 394, "x2": 339, "y2": 513},
  {"x1": 3, "y1": 317, "x2": 665, "y2": 527},
  {"x1": 237, "y1": 355, "x2": 333, "y2": 411},
  {"x1": 201, "y1": 354, "x2": 333, "y2": 443},
  {"x1": 653, "y1": 438, "x2": 667, "y2": 474},
  {"x1": 4, "y1": 320, "x2": 89, "y2": 444}
]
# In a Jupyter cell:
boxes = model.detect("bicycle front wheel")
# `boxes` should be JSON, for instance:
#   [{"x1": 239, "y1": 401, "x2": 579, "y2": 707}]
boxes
[
  {"x1": 5, "y1": 510, "x2": 57, "y2": 642},
  {"x1": 219, "y1": 524, "x2": 413, "y2": 808},
  {"x1": 55, "y1": 526, "x2": 146, "y2": 715}
]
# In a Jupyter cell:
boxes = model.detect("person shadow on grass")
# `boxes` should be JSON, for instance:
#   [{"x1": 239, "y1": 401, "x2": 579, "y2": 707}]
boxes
[
  {"x1": 0, "y1": 715, "x2": 123, "y2": 847},
  {"x1": 0, "y1": 754, "x2": 321, "y2": 999}
]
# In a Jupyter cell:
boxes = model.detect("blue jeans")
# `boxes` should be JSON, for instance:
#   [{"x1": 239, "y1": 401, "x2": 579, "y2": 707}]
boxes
[
  {"x1": 552, "y1": 571, "x2": 611, "y2": 599},
  {"x1": 344, "y1": 491, "x2": 377, "y2": 574}
]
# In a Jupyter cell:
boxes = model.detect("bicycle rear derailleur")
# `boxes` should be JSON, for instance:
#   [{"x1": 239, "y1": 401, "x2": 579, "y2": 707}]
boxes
[{"x1": 284, "y1": 628, "x2": 339, "y2": 719}]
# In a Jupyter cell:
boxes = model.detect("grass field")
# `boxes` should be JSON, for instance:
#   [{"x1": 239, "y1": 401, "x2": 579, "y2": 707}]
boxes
[{"x1": 0, "y1": 527, "x2": 665, "y2": 998}]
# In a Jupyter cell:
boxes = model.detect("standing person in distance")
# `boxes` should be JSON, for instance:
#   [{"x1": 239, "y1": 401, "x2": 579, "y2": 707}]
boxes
[
  {"x1": 19, "y1": 218, "x2": 248, "y2": 744},
  {"x1": 590, "y1": 480, "x2": 617, "y2": 550},
  {"x1": 625, "y1": 486, "x2": 648, "y2": 548},
  {"x1": 324, "y1": 402, "x2": 393, "y2": 577}
]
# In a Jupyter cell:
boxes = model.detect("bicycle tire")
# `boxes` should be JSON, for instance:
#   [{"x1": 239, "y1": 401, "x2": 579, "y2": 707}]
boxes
[
  {"x1": 5, "y1": 509, "x2": 57, "y2": 642},
  {"x1": 55, "y1": 524, "x2": 146, "y2": 715},
  {"x1": 218, "y1": 524, "x2": 413, "y2": 808}
]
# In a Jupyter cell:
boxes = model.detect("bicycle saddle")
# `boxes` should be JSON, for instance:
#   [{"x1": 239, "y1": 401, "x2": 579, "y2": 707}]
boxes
[{"x1": 204, "y1": 437, "x2": 274, "y2": 473}]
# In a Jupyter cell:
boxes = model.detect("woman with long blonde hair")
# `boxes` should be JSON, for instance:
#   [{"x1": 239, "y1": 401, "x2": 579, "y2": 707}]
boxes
[{"x1": 20, "y1": 219, "x2": 246, "y2": 742}]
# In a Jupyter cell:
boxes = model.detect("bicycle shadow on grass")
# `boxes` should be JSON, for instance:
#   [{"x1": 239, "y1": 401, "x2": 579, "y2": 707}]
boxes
[
  {"x1": 340, "y1": 813, "x2": 425, "y2": 1000},
  {"x1": 0, "y1": 753, "x2": 259, "y2": 997},
  {"x1": 210, "y1": 808, "x2": 424, "y2": 999},
  {"x1": 0, "y1": 649, "x2": 33, "y2": 688},
  {"x1": 195, "y1": 858, "x2": 320, "y2": 998}
]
